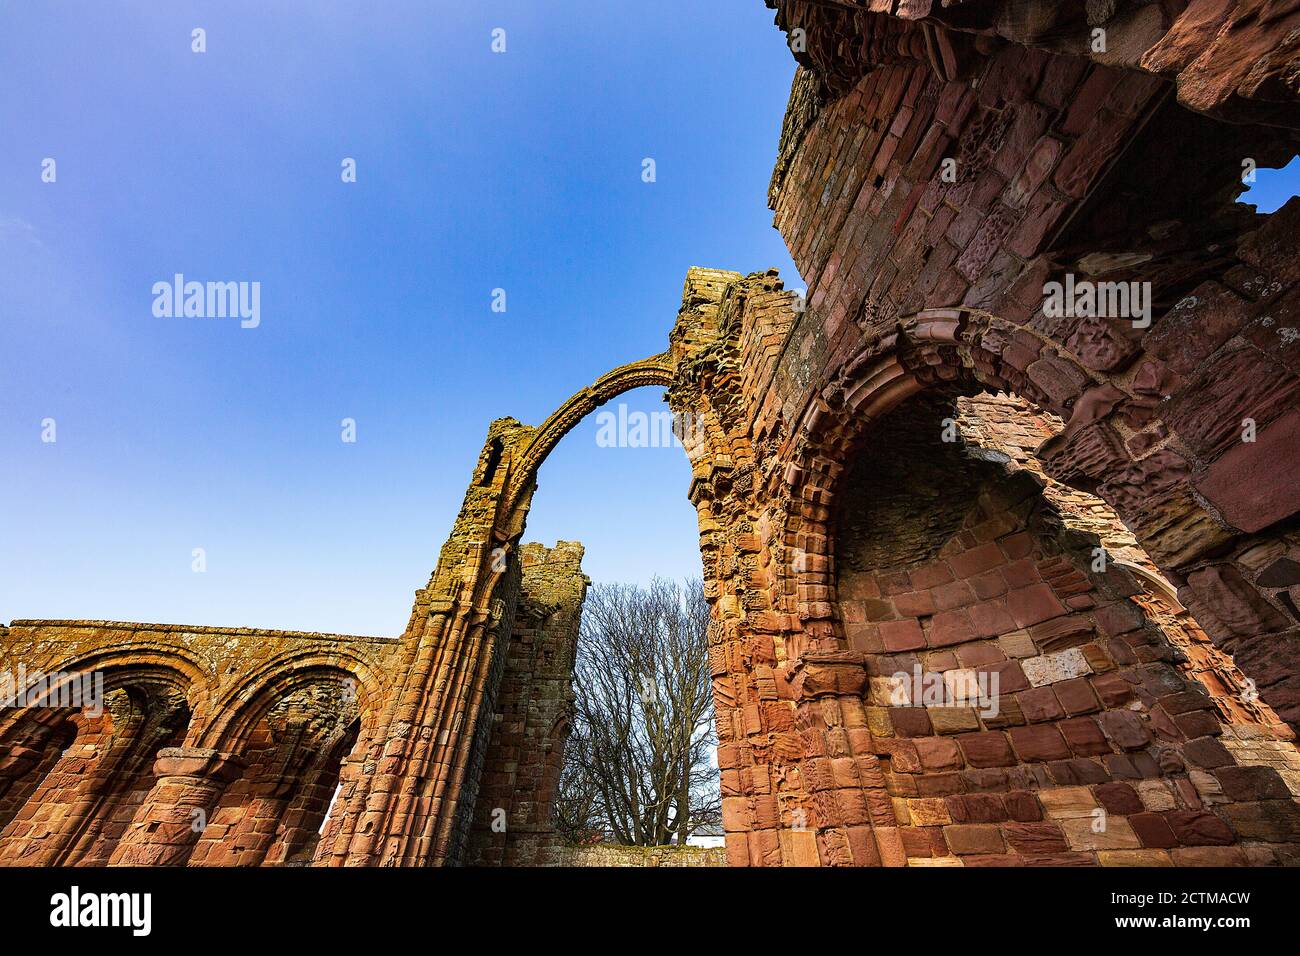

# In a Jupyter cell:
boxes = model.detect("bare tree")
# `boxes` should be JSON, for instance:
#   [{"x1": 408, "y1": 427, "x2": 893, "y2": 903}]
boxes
[
  {"x1": 553, "y1": 733, "x2": 604, "y2": 845},
  {"x1": 556, "y1": 578, "x2": 719, "y2": 846}
]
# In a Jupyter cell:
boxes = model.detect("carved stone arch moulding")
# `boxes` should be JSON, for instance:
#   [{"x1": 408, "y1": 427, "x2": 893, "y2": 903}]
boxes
[
  {"x1": 197, "y1": 652, "x2": 384, "y2": 755},
  {"x1": 779, "y1": 303, "x2": 1300, "y2": 733},
  {"x1": 504, "y1": 353, "x2": 678, "y2": 514},
  {"x1": 0, "y1": 645, "x2": 211, "y2": 744}
]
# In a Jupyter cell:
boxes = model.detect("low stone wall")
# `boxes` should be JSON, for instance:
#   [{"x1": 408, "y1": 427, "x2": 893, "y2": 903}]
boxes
[{"x1": 557, "y1": 844, "x2": 728, "y2": 867}]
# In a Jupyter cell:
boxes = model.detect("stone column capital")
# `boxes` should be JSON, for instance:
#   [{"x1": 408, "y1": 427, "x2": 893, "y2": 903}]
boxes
[
  {"x1": 791, "y1": 650, "x2": 868, "y2": 699},
  {"x1": 153, "y1": 747, "x2": 245, "y2": 784}
]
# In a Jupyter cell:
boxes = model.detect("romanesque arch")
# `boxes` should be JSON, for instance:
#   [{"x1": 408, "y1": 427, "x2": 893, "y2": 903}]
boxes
[
  {"x1": 769, "y1": 234, "x2": 1300, "y2": 735},
  {"x1": 0, "y1": 653, "x2": 200, "y2": 866},
  {"x1": 181, "y1": 661, "x2": 369, "y2": 866},
  {"x1": 504, "y1": 353, "x2": 677, "y2": 519},
  {"x1": 311, "y1": 350, "x2": 715, "y2": 868},
  {"x1": 195, "y1": 650, "x2": 384, "y2": 751},
  {"x1": 465, "y1": 351, "x2": 731, "y2": 865},
  {"x1": 0, "y1": 622, "x2": 402, "y2": 868},
  {"x1": 658, "y1": 244, "x2": 1300, "y2": 865},
  {"x1": 816, "y1": 383, "x2": 1300, "y2": 864}
]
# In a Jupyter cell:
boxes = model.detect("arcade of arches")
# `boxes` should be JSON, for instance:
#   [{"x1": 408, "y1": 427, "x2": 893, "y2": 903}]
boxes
[{"x1": 4, "y1": 2, "x2": 1300, "y2": 866}]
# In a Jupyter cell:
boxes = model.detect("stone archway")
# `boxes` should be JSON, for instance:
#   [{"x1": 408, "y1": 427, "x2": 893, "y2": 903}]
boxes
[
  {"x1": 822, "y1": 388, "x2": 1300, "y2": 865},
  {"x1": 764, "y1": 297, "x2": 1300, "y2": 751},
  {"x1": 779, "y1": 304, "x2": 1300, "y2": 728},
  {"x1": 187, "y1": 664, "x2": 365, "y2": 867},
  {"x1": 314, "y1": 347, "x2": 730, "y2": 867},
  {"x1": 0, "y1": 655, "x2": 200, "y2": 867},
  {"x1": 504, "y1": 353, "x2": 677, "y2": 523},
  {"x1": 656, "y1": 255, "x2": 1300, "y2": 866}
]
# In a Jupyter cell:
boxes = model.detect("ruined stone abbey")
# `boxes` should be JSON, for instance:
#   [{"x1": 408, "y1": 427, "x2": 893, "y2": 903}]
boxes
[{"x1": 4, "y1": 1, "x2": 1300, "y2": 867}]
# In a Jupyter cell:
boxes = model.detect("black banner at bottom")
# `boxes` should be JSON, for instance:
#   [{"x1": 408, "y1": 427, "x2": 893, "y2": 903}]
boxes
[{"x1": 0, "y1": 864, "x2": 1281, "y2": 944}]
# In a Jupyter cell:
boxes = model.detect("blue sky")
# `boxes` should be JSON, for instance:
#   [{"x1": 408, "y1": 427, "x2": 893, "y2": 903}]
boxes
[
  {"x1": 0, "y1": 1, "x2": 803, "y2": 636},
  {"x1": 2, "y1": 4, "x2": 1295, "y2": 638}
]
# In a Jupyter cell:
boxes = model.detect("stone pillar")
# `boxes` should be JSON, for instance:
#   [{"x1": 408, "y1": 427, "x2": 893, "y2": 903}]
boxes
[
  {"x1": 0, "y1": 716, "x2": 116, "y2": 866},
  {"x1": 189, "y1": 789, "x2": 289, "y2": 867},
  {"x1": 314, "y1": 420, "x2": 533, "y2": 867},
  {"x1": 791, "y1": 651, "x2": 900, "y2": 866},
  {"x1": 263, "y1": 775, "x2": 342, "y2": 866},
  {"x1": 466, "y1": 542, "x2": 586, "y2": 866},
  {"x1": 108, "y1": 747, "x2": 245, "y2": 866}
]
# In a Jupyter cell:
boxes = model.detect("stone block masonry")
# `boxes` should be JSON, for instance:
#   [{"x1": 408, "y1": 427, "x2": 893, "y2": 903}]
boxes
[
  {"x1": 467, "y1": 542, "x2": 588, "y2": 866},
  {"x1": 835, "y1": 395, "x2": 1300, "y2": 865},
  {"x1": 0, "y1": 621, "x2": 399, "y2": 866}
]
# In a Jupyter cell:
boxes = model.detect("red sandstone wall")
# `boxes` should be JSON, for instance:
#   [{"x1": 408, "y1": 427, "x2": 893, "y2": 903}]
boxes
[
  {"x1": 0, "y1": 621, "x2": 396, "y2": 866},
  {"x1": 664, "y1": 256, "x2": 1300, "y2": 866},
  {"x1": 834, "y1": 395, "x2": 1300, "y2": 864},
  {"x1": 760, "y1": 37, "x2": 1300, "y2": 731},
  {"x1": 767, "y1": 1, "x2": 1300, "y2": 126}
]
